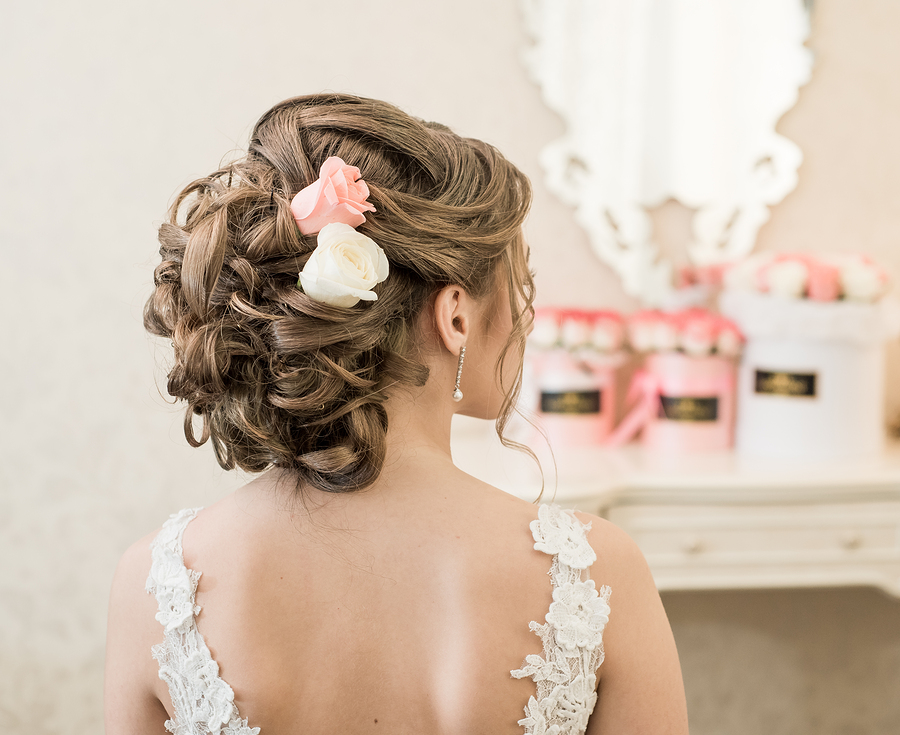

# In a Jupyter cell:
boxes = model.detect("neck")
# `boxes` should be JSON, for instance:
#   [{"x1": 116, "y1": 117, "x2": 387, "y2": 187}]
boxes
[
  {"x1": 250, "y1": 353, "x2": 466, "y2": 508},
  {"x1": 380, "y1": 380, "x2": 457, "y2": 474}
]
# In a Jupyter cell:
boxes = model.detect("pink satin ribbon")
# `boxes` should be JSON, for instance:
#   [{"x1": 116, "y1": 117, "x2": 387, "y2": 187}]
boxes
[{"x1": 606, "y1": 370, "x2": 662, "y2": 447}]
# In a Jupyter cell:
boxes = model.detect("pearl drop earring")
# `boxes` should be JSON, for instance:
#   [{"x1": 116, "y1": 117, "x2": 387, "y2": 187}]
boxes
[{"x1": 452, "y1": 346, "x2": 466, "y2": 402}]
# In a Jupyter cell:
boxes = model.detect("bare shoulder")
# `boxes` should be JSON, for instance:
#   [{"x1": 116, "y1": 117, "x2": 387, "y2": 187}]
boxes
[
  {"x1": 573, "y1": 511, "x2": 650, "y2": 578},
  {"x1": 105, "y1": 527, "x2": 171, "y2": 732},
  {"x1": 569, "y1": 512, "x2": 689, "y2": 734},
  {"x1": 110, "y1": 528, "x2": 160, "y2": 607},
  {"x1": 107, "y1": 526, "x2": 165, "y2": 659},
  {"x1": 451, "y1": 467, "x2": 543, "y2": 518},
  {"x1": 571, "y1": 510, "x2": 665, "y2": 620}
]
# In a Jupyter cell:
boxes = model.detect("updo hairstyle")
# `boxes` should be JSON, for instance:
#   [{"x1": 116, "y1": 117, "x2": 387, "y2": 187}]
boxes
[{"x1": 144, "y1": 94, "x2": 533, "y2": 493}]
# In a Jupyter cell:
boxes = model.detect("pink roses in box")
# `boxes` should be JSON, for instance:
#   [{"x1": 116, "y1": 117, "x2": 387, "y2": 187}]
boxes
[
  {"x1": 530, "y1": 308, "x2": 626, "y2": 353},
  {"x1": 626, "y1": 309, "x2": 744, "y2": 357},
  {"x1": 725, "y1": 252, "x2": 890, "y2": 303}
]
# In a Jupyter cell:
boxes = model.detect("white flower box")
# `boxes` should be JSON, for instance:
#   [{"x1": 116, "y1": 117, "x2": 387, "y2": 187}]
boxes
[{"x1": 719, "y1": 290, "x2": 900, "y2": 460}]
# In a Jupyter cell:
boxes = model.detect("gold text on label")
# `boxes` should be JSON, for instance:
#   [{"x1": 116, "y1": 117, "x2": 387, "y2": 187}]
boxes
[
  {"x1": 540, "y1": 390, "x2": 602, "y2": 415},
  {"x1": 658, "y1": 396, "x2": 719, "y2": 422},
  {"x1": 754, "y1": 370, "x2": 817, "y2": 398}
]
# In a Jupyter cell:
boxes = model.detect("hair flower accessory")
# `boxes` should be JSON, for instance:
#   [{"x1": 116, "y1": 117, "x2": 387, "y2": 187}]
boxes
[
  {"x1": 297, "y1": 222, "x2": 389, "y2": 307},
  {"x1": 291, "y1": 156, "x2": 376, "y2": 235}
]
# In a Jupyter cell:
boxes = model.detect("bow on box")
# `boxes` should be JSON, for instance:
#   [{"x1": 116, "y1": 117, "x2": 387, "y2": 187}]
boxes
[{"x1": 606, "y1": 370, "x2": 663, "y2": 448}]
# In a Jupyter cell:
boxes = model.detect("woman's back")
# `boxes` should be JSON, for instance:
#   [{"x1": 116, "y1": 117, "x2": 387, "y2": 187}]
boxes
[{"x1": 119, "y1": 463, "x2": 618, "y2": 733}]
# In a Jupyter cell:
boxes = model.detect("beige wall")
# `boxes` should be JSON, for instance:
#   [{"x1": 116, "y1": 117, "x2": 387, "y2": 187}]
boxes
[
  {"x1": 1, "y1": 0, "x2": 899, "y2": 732},
  {"x1": 760, "y1": 0, "x2": 900, "y2": 423}
]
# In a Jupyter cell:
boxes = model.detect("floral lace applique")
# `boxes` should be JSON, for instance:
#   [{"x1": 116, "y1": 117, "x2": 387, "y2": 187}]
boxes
[
  {"x1": 146, "y1": 508, "x2": 260, "y2": 735},
  {"x1": 530, "y1": 503, "x2": 598, "y2": 570},
  {"x1": 512, "y1": 505, "x2": 611, "y2": 735}
]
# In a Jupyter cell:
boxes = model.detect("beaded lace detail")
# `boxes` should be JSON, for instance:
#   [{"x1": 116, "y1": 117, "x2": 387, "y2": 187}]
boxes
[
  {"x1": 511, "y1": 505, "x2": 611, "y2": 735},
  {"x1": 146, "y1": 508, "x2": 259, "y2": 735}
]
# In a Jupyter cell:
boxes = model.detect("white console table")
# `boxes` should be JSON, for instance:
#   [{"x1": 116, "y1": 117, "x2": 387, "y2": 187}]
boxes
[{"x1": 451, "y1": 419, "x2": 900, "y2": 598}]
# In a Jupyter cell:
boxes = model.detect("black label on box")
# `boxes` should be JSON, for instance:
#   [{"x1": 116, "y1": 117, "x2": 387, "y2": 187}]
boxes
[
  {"x1": 754, "y1": 370, "x2": 817, "y2": 397},
  {"x1": 658, "y1": 395, "x2": 719, "y2": 422},
  {"x1": 540, "y1": 390, "x2": 602, "y2": 415}
]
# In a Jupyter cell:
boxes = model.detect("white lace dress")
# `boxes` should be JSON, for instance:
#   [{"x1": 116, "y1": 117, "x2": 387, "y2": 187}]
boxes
[{"x1": 146, "y1": 504, "x2": 611, "y2": 735}]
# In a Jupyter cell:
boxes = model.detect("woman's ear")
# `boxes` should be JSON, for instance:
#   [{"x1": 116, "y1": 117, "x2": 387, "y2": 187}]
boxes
[{"x1": 432, "y1": 285, "x2": 474, "y2": 356}]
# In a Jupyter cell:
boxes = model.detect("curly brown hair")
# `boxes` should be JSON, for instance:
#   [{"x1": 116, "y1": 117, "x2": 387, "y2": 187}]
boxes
[{"x1": 144, "y1": 94, "x2": 533, "y2": 493}]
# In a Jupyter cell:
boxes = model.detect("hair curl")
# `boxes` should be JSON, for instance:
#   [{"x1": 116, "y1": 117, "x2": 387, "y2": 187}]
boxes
[{"x1": 144, "y1": 93, "x2": 533, "y2": 493}]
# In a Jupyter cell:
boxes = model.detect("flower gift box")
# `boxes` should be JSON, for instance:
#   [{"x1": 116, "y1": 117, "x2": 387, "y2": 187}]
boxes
[
  {"x1": 608, "y1": 309, "x2": 742, "y2": 453},
  {"x1": 525, "y1": 308, "x2": 626, "y2": 446},
  {"x1": 720, "y1": 252, "x2": 900, "y2": 460}
]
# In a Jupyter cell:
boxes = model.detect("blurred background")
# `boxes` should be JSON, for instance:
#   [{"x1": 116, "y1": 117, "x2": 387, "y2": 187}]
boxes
[{"x1": 2, "y1": 0, "x2": 900, "y2": 732}]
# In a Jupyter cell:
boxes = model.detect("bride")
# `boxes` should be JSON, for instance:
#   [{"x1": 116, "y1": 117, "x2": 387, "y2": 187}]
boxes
[{"x1": 105, "y1": 93, "x2": 688, "y2": 734}]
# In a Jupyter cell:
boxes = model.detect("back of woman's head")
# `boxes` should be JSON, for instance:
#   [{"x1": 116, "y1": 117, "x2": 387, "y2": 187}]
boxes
[{"x1": 145, "y1": 93, "x2": 533, "y2": 493}]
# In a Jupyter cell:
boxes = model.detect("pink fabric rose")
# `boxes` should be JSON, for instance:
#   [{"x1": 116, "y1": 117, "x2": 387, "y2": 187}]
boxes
[
  {"x1": 530, "y1": 308, "x2": 563, "y2": 350},
  {"x1": 560, "y1": 310, "x2": 593, "y2": 348},
  {"x1": 807, "y1": 260, "x2": 841, "y2": 301},
  {"x1": 715, "y1": 318, "x2": 744, "y2": 356},
  {"x1": 680, "y1": 311, "x2": 718, "y2": 356},
  {"x1": 290, "y1": 157, "x2": 376, "y2": 235},
  {"x1": 627, "y1": 310, "x2": 663, "y2": 352},
  {"x1": 653, "y1": 313, "x2": 680, "y2": 352},
  {"x1": 676, "y1": 264, "x2": 728, "y2": 288},
  {"x1": 591, "y1": 313, "x2": 625, "y2": 352}
]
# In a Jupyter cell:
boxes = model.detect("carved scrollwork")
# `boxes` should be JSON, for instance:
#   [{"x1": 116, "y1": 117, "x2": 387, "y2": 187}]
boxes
[{"x1": 522, "y1": 0, "x2": 814, "y2": 304}]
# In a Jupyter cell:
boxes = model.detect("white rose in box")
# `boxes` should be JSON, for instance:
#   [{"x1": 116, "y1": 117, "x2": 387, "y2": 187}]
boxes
[
  {"x1": 716, "y1": 325, "x2": 743, "y2": 356},
  {"x1": 841, "y1": 260, "x2": 889, "y2": 302},
  {"x1": 591, "y1": 318, "x2": 624, "y2": 352},
  {"x1": 560, "y1": 317, "x2": 591, "y2": 349},
  {"x1": 723, "y1": 253, "x2": 770, "y2": 292},
  {"x1": 297, "y1": 222, "x2": 389, "y2": 308},
  {"x1": 530, "y1": 312, "x2": 560, "y2": 349},
  {"x1": 628, "y1": 322, "x2": 655, "y2": 352},
  {"x1": 653, "y1": 319, "x2": 679, "y2": 352},
  {"x1": 766, "y1": 260, "x2": 808, "y2": 298}
]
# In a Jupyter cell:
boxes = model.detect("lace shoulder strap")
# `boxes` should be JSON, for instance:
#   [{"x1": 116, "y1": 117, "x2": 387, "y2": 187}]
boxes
[
  {"x1": 511, "y1": 504, "x2": 612, "y2": 735},
  {"x1": 145, "y1": 508, "x2": 259, "y2": 735}
]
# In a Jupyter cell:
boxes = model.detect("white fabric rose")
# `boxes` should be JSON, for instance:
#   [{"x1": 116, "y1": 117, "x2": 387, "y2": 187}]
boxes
[
  {"x1": 591, "y1": 319, "x2": 624, "y2": 352},
  {"x1": 149, "y1": 556, "x2": 193, "y2": 595},
  {"x1": 531, "y1": 505, "x2": 597, "y2": 570},
  {"x1": 545, "y1": 580, "x2": 610, "y2": 651},
  {"x1": 149, "y1": 560, "x2": 200, "y2": 632},
  {"x1": 530, "y1": 313, "x2": 561, "y2": 349},
  {"x1": 627, "y1": 315, "x2": 658, "y2": 352},
  {"x1": 560, "y1": 317, "x2": 591, "y2": 348},
  {"x1": 652, "y1": 319, "x2": 679, "y2": 352},
  {"x1": 716, "y1": 326, "x2": 743, "y2": 357},
  {"x1": 723, "y1": 260, "x2": 756, "y2": 292},
  {"x1": 766, "y1": 260, "x2": 808, "y2": 298},
  {"x1": 297, "y1": 222, "x2": 389, "y2": 307},
  {"x1": 841, "y1": 261, "x2": 888, "y2": 302}
]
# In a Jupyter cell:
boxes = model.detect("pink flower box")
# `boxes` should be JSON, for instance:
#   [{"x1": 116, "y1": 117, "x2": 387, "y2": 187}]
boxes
[
  {"x1": 609, "y1": 352, "x2": 737, "y2": 453},
  {"x1": 531, "y1": 349, "x2": 619, "y2": 447},
  {"x1": 641, "y1": 353, "x2": 737, "y2": 453},
  {"x1": 527, "y1": 307, "x2": 627, "y2": 447}
]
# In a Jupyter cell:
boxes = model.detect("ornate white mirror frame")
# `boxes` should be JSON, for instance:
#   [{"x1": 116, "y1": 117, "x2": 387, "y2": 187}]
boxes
[{"x1": 522, "y1": 0, "x2": 814, "y2": 305}]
